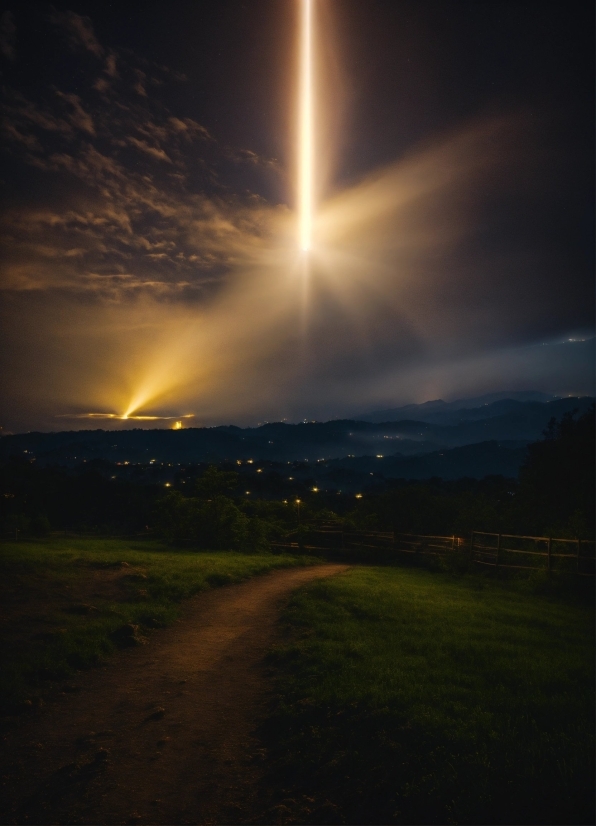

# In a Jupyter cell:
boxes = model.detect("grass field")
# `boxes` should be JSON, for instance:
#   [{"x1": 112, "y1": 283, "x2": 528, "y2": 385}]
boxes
[
  {"x1": 263, "y1": 566, "x2": 595, "y2": 825},
  {"x1": 0, "y1": 538, "x2": 315, "y2": 718}
]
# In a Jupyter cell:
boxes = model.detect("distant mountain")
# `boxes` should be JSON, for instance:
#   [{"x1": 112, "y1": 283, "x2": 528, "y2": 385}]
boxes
[
  {"x1": 360, "y1": 391, "x2": 556, "y2": 424},
  {"x1": 1, "y1": 397, "x2": 592, "y2": 478},
  {"x1": 401, "y1": 397, "x2": 594, "y2": 444},
  {"x1": 325, "y1": 440, "x2": 529, "y2": 484}
]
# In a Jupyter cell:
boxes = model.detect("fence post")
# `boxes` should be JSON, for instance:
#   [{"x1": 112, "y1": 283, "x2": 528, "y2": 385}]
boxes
[
  {"x1": 470, "y1": 531, "x2": 474, "y2": 562},
  {"x1": 496, "y1": 534, "x2": 501, "y2": 569},
  {"x1": 452, "y1": 535, "x2": 455, "y2": 552},
  {"x1": 547, "y1": 537, "x2": 552, "y2": 573},
  {"x1": 577, "y1": 538, "x2": 581, "y2": 573}
]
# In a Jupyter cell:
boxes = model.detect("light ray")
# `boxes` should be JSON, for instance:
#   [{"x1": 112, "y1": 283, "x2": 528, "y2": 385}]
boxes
[{"x1": 298, "y1": 0, "x2": 313, "y2": 251}]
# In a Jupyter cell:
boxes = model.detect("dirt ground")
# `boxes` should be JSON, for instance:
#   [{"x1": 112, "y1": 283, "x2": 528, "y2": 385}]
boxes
[
  {"x1": 0, "y1": 560, "x2": 152, "y2": 657},
  {"x1": 0, "y1": 563, "x2": 348, "y2": 825}
]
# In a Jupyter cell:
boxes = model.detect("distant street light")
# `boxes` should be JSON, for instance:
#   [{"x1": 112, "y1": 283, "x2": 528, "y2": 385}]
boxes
[{"x1": 296, "y1": 499, "x2": 301, "y2": 524}]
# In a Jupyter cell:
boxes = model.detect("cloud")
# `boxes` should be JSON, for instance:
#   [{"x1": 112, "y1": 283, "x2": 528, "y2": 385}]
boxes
[
  {"x1": 93, "y1": 76, "x2": 110, "y2": 94},
  {"x1": 0, "y1": 129, "x2": 279, "y2": 300},
  {"x1": 2, "y1": 90, "x2": 74, "y2": 142},
  {"x1": 54, "y1": 91, "x2": 96, "y2": 135},
  {"x1": 1, "y1": 120, "x2": 41, "y2": 151},
  {"x1": 133, "y1": 68, "x2": 147, "y2": 97},
  {"x1": 0, "y1": 10, "x2": 16, "y2": 60},
  {"x1": 127, "y1": 136, "x2": 172, "y2": 163},
  {"x1": 105, "y1": 52, "x2": 118, "y2": 77},
  {"x1": 168, "y1": 117, "x2": 212, "y2": 141},
  {"x1": 93, "y1": 52, "x2": 119, "y2": 93},
  {"x1": 222, "y1": 145, "x2": 280, "y2": 172},
  {"x1": 0, "y1": 13, "x2": 282, "y2": 307},
  {"x1": 50, "y1": 10, "x2": 103, "y2": 58}
]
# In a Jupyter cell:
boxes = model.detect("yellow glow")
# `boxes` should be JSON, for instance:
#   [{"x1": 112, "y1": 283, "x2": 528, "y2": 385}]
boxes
[
  {"x1": 298, "y1": 0, "x2": 313, "y2": 251},
  {"x1": 355, "y1": 493, "x2": 363, "y2": 499},
  {"x1": 32, "y1": 32, "x2": 526, "y2": 433},
  {"x1": 59, "y1": 412, "x2": 194, "y2": 422}
]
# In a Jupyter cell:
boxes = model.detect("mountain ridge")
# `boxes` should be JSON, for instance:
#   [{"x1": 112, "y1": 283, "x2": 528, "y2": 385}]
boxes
[
  {"x1": 359, "y1": 391, "x2": 557, "y2": 424},
  {"x1": 1, "y1": 397, "x2": 592, "y2": 474}
]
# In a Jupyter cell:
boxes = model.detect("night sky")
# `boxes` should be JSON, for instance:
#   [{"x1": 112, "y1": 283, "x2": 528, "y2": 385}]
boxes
[{"x1": 0, "y1": 1, "x2": 594, "y2": 432}]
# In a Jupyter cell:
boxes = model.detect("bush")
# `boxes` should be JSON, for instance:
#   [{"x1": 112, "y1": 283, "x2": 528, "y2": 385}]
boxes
[
  {"x1": 154, "y1": 491, "x2": 270, "y2": 552},
  {"x1": 31, "y1": 513, "x2": 51, "y2": 536}
]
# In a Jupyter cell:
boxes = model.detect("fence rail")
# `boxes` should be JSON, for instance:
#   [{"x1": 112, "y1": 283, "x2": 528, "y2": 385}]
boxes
[
  {"x1": 5, "y1": 525, "x2": 593, "y2": 576},
  {"x1": 272, "y1": 527, "x2": 595, "y2": 576},
  {"x1": 470, "y1": 531, "x2": 595, "y2": 575}
]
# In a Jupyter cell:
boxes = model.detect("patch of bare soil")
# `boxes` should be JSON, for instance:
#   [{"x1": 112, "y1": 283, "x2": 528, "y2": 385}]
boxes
[
  {"x1": 0, "y1": 561, "x2": 146, "y2": 654},
  {"x1": 0, "y1": 564, "x2": 348, "y2": 824}
]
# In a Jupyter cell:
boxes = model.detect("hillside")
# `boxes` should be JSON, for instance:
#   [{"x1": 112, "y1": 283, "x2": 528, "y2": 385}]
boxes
[{"x1": 1, "y1": 397, "x2": 592, "y2": 474}]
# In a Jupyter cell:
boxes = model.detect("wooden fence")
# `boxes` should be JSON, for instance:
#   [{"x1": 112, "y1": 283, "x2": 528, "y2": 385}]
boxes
[
  {"x1": 4, "y1": 526, "x2": 593, "y2": 575},
  {"x1": 471, "y1": 531, "x2": 595, "y2": 576},
  {"x1": 273, "y1": 526, "x2": 595, "y2": 576}
]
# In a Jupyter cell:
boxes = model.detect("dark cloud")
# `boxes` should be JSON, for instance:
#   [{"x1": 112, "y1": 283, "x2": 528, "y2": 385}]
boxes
[
  {"x1": 49, "y1": 9, "x2": 103, "y2": 58},
  {"x1": 0, "y1": 10, "x2": 16, "y2": 60},
  {"x1": 0, "y1": 12, "x2": 282, "y2": 304}
]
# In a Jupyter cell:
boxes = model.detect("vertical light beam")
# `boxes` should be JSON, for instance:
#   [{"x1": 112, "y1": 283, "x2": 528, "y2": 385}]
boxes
[{"x1": 298, "y1": 0, "x2": 313, "y2": 251}]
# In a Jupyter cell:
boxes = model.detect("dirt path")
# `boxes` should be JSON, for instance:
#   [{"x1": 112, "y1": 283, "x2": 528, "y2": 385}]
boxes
[{"x1": 0, "y1": 563, "x2": 348, "y2": 825}]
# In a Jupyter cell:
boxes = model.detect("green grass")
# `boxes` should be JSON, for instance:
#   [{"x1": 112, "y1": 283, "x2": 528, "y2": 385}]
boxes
[
  {"x1": 264, "y1": 566, "x2": 595, "y2": 825},
  {"x1": 0, "y1": 538, "x2": 316, "y2": 717}
]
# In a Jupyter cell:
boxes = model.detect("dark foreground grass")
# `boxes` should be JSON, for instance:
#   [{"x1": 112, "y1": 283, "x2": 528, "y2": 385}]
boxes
[
  {"x1": 264, "y1": 566, "x2": 594, "y2": 825},
  {"x1": 0, "y1": 538, "x2": 315, "y2": 718}
]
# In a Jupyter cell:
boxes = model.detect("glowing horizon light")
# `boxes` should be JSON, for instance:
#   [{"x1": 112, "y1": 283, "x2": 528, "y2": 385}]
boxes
[
  {"x1": 57, "y1": 412, "x2": 195, "y2": 422},
  {"x1": 298, "y1": 0, "x2": 313, "y2": 251}
]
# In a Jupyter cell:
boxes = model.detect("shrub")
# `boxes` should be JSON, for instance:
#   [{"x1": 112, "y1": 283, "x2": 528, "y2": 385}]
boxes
[{"x1": 154, "y1": 491, "x2": 270, "y2": 552}]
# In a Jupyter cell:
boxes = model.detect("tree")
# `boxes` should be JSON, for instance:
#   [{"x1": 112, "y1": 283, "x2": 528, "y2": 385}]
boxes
[
  {"x1": 517, "y1": 405, "x2": 595, "y2": 537},
  {"x1": 195, "y1": 466, "x2": 239, "y2": 499},
  {"x1": 154, "y1": 473, "x2": 270, "y2": 551}
]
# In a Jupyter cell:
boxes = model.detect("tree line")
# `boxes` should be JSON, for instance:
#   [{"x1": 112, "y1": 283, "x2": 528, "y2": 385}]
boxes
[{"x1": 1, "y1": 406, "x2": 593, "y2": 545}]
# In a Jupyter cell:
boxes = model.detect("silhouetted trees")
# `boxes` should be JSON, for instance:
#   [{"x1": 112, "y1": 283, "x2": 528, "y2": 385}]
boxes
[
  {"x1": 517, "y1": 405, "x2": 595, "y2": 538},
  {"x1": 0, "y1": 456, "x2": 159, "y2": 535},
  {"x1": 154, "y1": 466, "x2": 270, "y2": 551},
  {"x1": 345, "y1": 475, "x2": 515, "y2": 537}
]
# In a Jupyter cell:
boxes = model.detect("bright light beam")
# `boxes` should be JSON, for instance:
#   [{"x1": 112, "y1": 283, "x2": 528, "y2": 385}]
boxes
[{"x1": 298, "y1": 0, "x2": 313, "y2": 251}]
